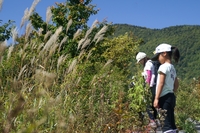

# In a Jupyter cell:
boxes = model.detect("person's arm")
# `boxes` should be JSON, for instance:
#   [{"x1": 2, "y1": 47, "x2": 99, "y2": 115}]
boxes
[
  {"x1": 154, "y1": 72, "x2": 165, "y2": 108},
  {"x1": 173, "y1": 77, "x2": 179, "y2": 92},
  {"x1": 146, "y1": 70, "x2": 152, "y2": 85}
]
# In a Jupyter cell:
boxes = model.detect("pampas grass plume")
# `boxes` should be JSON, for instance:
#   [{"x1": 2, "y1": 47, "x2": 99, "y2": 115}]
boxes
[
  {"x1": 7, "y1": 45, "x2": 14, "y2": 60},
  {"x1": 67, "y1": 59, "x2": 77, "y2": 73},
  {"x1": 46, "y1": 6, "x2": 52, "y2": 24},
  {"x1": 0, "y1": 0, "x2": 3, "y2": 11}
]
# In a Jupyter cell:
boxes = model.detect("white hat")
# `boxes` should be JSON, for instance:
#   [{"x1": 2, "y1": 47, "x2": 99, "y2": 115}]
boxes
[
  {"x1": 152, "y1": 43, "x2": 172, "y2": 61},
  {"x1": 136, "y1": 52, "x2": 146, "y2": 63}
]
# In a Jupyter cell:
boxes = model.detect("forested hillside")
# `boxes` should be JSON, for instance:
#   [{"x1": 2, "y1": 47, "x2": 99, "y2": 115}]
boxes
[{"x1": 113, "y1": 24, "x2": 200, "y2": 81}]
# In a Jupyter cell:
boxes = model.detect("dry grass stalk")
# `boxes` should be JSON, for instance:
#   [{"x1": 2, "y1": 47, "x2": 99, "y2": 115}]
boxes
[
  {"x1": 44, "y1": 31, "x2": 52, "y2": 41},
  {"x1": 46, "y1": 6, "x2": 52, "y2": 24},
  {"x1": 35, "y1": 69, "x2": 56, "y2": 88},
  {"x1": 77, "y1": 38, "x2": 85, "y2": 50},
  {"x1": 25, "y1": 22, "x2": 32, "y2": 42},
  {"x1": 93, "y1": 25, "x2": 108, "y2": 42},
  {"x1": 0, "y1": 40, "x2": 7, "y2": 56},
  {"x1": 20, "y1": 8, "x2": 29, "y2": 28},
  {"x1": 103, "y1": 59, "x2": 113, "y2": 68},
  {"x1": 73, "y1": 29, "x2": 82, "y2": 40},
  {"x1": 81, "y1": 38, "x2": 91, "y2": 50},
  {"x1": 58, "y1": 36, "x2": 68, "y2": 52},
  {"x1": 38, "y1": 28, "x2": 43, "y2": 36},
  {"x1": 67, "y1": 59, "x2": 77, "y2": 73},
  {"x1": 78, "y1": 49, "x2": 85, "y2": 59},
  {"x1": 49, "y1": 43, "x2": 59, "y2": 57},
  {"x1": 28, "y1": 0, "x2": 41, "y2": 17},
  {"x1": 0, "y1": 0, "x2": 3, "y2": 11},
  {"x1": 66, "y1": 19, "x2": 73, "y2": 33},
  {"x1": 11, "y1": 27, "x2": 18, "y2": 44},
  {"x1": 37, "y1": 43, "x2": 44, "y2": 52},
  {"x1": 20, "y1": 0, "x2": 40, "y2": 28},
  {"x1": 57, "y1": 54, "x2": 68, "y2": 71},
  {"x1": 95, "y1": 34, "x2": 104, "y2": 44},
  {"x1": 7, "y1": 45, "x2": 14, "y2": 60},
  {"x1": 18, "y1": 65, "x2": 27, "y2": 80},
  {"x1": 43, "y1": 26, "x2": 62, "y2": 51},
  {"x1": 86, "y1": 50, "x2": 92, "y2": 60}
]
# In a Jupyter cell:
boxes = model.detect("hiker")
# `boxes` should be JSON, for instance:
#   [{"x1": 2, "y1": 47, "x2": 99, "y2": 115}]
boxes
[
  {"x1": 151, "y1": 43, "x2": 180, "y2": 133},
  {"x1": 135, "y1": 52, "x2": 159, "y2": 127}
]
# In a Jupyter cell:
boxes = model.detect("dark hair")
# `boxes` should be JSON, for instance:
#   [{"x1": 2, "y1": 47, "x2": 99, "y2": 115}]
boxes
[{"x1": 167, "y1": 47, "x2": 180, "y2": 63}]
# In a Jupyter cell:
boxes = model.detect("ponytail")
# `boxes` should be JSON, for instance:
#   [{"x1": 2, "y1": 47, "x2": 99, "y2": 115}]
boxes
[{"x1": 171, "y1": 47, "x2": 180, "y2": 63}]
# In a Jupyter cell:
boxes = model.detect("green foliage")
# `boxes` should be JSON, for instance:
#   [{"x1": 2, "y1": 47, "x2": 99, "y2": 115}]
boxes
[
  {"x1": 0, "y1": 20, "x2": 15, "y2": 41},
  {"x1": 114, "y1": 24, "x2": 200, "y2": 82},
  {"x1": 175, "y1": 79, "x2": 200, "y2": 132}
]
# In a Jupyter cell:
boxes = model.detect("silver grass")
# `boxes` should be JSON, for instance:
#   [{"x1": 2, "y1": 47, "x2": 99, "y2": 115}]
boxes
[
  {"x1": 81, "y1": 38, "x2": 90, "y2": 50},
  {"x1": 46, "y1": 6, "x2": 52, "y2": 24},
  {"x1": 23, "y1": 42, "x2": 29, "y2": 51},
  {"x1": 58, "y1": 36, "x2": 68, "y2": 52},
  {"x1": 93, "y1": 25, "x2": 108, "y2": 42},
  {"x1": 73, "y1": 29, "x2": 82, "y2": 40},
  {"x1": 57, "y1": 54, "x2": 68, "y2": 71},
  {"x1": 83, "y1": 20, "x2": 98, "y2": 40},
  {"x1": 28, "y1": 0, "x2": 40, "y2": 17},
  {"x1": 84, "y1": 28, "x2": 92, "y2": 40},
  {"x1": 44, "y1": 31, "x2": 52, "y2": 41},
  {"x1": 11, "y1": 27, "x2": 18, "y2": 44},
  {"x1": 38, "y1": 64, "x2": 45, "y2": 70},
  {"x1": 90, "y1": 75, "x2": 97, "y2": 85},
  {"x1": 22, "y1": 53, "x2": 27, "y2": 62},
  {"x1": 91, "y1": 19, "x2": 99, "y2": 29},
  {"x1": 78, "y1": 49, "x2": 85, "y2": 59},
  {"x1": 0, "y1": 40, "x2": 7, "y2": 55},
  {"x1": 103, "y1": 59, "x2": 113, "y2": 68},
  {"x1": 76, "y1": 77, "x2": 82, "y2": 86},
  {"x1": 18, "y1": 65, "x2": 27, "y2": 80},
  {"x1": 49, "y1": 43, "x2": 58, "y2": 57},
  {"x1": 38, "y1": 28, "x2": 43, "y2": 36},
  {"x1": 66, "y1": 19, "x2": 73, "y2": 33},
  {"x1": 19, "y1": 49, "x2": 23, "y2": 57},
  {"x1": 67, "y1": 59, "x2": 77, "y2": 73},
  {"x1": 20, "y1": 0, "x2": 40, "y2": 28},
  {"x1": 20, "y1": 8, "x2": 29, "y2": 28},
  {"x1": 7, "y1": 45, "x2": 14, "y2": 60},
  {"x1": 0, "y1": 0, "x2": 3, "y2": 11},
  {"x1": 37, "y1": 43, "x2": 44, "y2": 52},
  {"x1": 86, "y1": 50, "x2": 92, "y2": 60},
  {"x1": 77, "y1": 38, "x2": 85, "y2": 50},
  {"x1": 95, "y1": 34, "x2": 104, "y2": 44},
  {"x1": 30, "y1": 56, "x2": 35, "y2": 66},
  {"x1": 25, "y1": 23, "x2": 32, "y2": 41},
  {"x1": 43, "y1": 26, "x2": 62, "y2": 51},
  {"x1": 35, "y1": 69, "x2": 56, "y2": 88}
]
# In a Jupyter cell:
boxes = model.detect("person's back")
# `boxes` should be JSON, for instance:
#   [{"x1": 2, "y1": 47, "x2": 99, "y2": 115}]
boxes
[{"x1": 135, "y1": 52, "x2": 158, "y2": 127}]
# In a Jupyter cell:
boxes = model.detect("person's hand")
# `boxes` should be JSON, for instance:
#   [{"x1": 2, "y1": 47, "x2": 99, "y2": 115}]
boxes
[{"x1": 153, "y1": 98, "x2": 159, "y2": 108}]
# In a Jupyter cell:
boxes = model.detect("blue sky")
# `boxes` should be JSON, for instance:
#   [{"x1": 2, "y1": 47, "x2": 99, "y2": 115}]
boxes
[{"x1": 0, "y1": 0, "x2": 200, "y2": 31}]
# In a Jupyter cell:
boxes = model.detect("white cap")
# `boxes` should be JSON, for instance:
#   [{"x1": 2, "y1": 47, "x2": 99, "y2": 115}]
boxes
[
  {"x1": 136, "y1": 52, "x2": 146, "y2": 63},
  {"x1": 152, "y1": 43, "x2": 172, "y2": 61},
  {"x1": 154, "y1": 43, "x2": 172, "y2": 54}
]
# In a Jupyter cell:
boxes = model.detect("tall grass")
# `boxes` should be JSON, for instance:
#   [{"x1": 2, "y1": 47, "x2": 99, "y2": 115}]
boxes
[{"x1": 0, "y1": 3, "x2": 142, "y2": 132}]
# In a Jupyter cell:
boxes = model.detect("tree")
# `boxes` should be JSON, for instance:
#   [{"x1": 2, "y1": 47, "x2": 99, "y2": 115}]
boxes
[
  {"x1": 0, "y1": 20, "x2": 15, "y2": 42},
  {"x1": 28, "y1": 0, "x2": 101, "y2": 57}
]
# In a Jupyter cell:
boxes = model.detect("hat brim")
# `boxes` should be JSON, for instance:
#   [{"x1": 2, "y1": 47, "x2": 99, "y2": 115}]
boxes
[{"x1": 151, "y1": 53, "x2": 159, "y2": 61}]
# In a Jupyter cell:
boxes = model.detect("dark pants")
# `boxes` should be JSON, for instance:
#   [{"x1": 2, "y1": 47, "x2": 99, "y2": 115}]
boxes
[
  {"x1": 147, "y1": 86, "x2": 157, "y2": 120},
  {"x1": 158, "y1": 93, "x2": 176, "y2": 132}
]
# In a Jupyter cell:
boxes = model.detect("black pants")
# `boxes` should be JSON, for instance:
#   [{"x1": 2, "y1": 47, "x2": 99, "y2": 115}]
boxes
[
  {"x1": 147, "y1": 86, "x2": 157, "y2": 120},
  {"x1": 158, "y1": 93, "x2": 176, "y2": 132}
]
